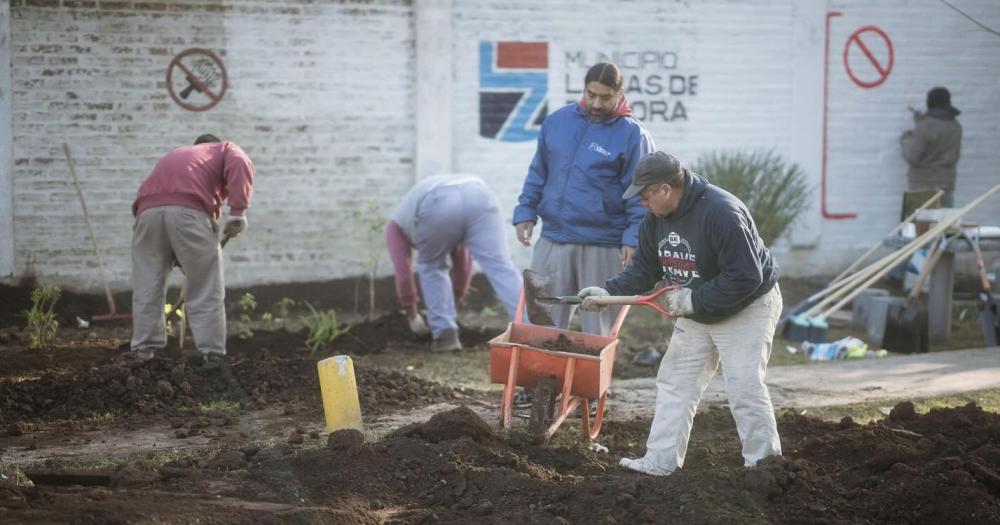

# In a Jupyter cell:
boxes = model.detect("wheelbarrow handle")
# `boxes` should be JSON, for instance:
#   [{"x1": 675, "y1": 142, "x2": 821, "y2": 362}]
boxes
[{"x1": 584, "y1": 285, "x2": 679, "y2": 318}]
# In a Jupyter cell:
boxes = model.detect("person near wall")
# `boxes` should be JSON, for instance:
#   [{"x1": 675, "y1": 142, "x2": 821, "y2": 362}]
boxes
[
  {"x1": 386, "y1": 174, "x2": 522, "y2": 352},
  {"x1": 130, "y1": 134, "x2": 254, "y2": 373},
  {"x1": 901, "y1": 87, "x2": 962, "y2": 207},
  {"x1": 579, "y1": 151, "x2": 782, "y2": 476},
  {"x1": 513, "y1": 61, "x2": 655, "y2": 336}
]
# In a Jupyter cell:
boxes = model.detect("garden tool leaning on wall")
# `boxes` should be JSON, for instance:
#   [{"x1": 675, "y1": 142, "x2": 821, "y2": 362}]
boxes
[
  {"x1": 168, "y1": 234, "x2": 233, "y2": 350},
  {"x1": 965, "y1": 228, "x2": 1000, "y2": 346},
  {"x1": 64, "y1": 143, "x2": 131, "y2": 322},
  {"x1": 881, "y1": 232, "x2": 955, "y2": 353}
]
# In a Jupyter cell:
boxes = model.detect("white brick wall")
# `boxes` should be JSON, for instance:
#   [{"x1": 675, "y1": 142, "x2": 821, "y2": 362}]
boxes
[
  {"x1": 3, "y1": 0, "x2": 999, "y2": 292},
  {"x1": 0, "y1": 2, "x2": 12, "y2": 280},
  {"x1": 7, "y1": 0, "x2": 415, "y2": 291},
  {"x1": 452, "y1": 0, "x2": 1000, "y2": 275},
  {"x1": 807, "y1": 0, "x2": 1000, "y2": 273},
  {"x1": 451, "y1": 0, "x2": 807, "y2": 270}
]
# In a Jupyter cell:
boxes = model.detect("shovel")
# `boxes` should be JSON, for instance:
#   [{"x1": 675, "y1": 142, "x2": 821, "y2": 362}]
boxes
[
  {"x1": 522, "y1": 269, "x2": 678, "y2": 326},
  {"x1": 882, "y1": 234, "x2": 951, "y2": 353}
]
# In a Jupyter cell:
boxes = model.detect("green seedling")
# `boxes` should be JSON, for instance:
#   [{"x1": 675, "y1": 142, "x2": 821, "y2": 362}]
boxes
[
  {"x1": 236, "y1": 292, "x2": 257, "y2": 339},
  {"x1": 23, "y1": 285, "x2": 60, "y2": 349},
  {"x1": 261, "y1": 297, "x2": 297, "y2": 330},
  {"x1": 300, "y1": 302, "x2": 349, "y2": 354},
  {"x1": 274, "y1": 297, "x2": 296, "y2": 319}
]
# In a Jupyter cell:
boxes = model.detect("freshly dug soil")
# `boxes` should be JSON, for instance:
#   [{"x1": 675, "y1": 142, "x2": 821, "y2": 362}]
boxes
[
  {"x1": 6, "y1": 402, "x2": 999, "y2": 524},
  {"x1": 535, "y1": 333, "x2": 602, "y2": 356},
  {"x1": 0, "y1": 312, "x2": 495, "y2": 426}
]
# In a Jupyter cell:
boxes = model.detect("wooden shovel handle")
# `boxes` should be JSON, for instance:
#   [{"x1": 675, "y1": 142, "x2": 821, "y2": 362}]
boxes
[
  {"x1": 904, "y1": 239, "x2": 946, "y2": 306},
  {"x1": 967, "y1": 231, "x2": 992, "y2": 292},
  {"x1": 585, "y1": 285, "x2": 679, "y2": 318}
]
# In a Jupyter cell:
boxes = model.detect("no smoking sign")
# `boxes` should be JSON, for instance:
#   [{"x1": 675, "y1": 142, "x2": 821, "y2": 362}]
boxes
[
  {"x1": 843, "y1": 26, "x2": 894, "y2": 89},
  {"x1": 166, "y1": 48, "x2": 228, "y2": 112}
]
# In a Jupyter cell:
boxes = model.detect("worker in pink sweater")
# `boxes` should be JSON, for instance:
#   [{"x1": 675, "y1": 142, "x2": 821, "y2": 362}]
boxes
[{"x1": 130, "y1": 134, "x2": 254, "y2": 370}]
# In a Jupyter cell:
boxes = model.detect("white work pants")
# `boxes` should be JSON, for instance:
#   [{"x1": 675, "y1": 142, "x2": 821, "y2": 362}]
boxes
[{"x1": 643, "y1": 285, "x2": 783, "y2": 473}]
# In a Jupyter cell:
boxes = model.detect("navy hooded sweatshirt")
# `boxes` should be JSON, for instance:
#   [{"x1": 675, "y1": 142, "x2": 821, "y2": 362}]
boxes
[{"x1": 604, "y1": 170, "x2": 778, "y2": 324}]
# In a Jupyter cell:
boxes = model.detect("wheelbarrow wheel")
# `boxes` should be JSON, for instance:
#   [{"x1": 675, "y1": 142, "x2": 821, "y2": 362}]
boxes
[{"x1": 527, "y1": 376, "x2": 557, "y2": 436}]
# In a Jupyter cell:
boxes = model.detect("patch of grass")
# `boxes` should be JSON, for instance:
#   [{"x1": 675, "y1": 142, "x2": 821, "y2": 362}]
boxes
[
  {"x1": 198, "y1": 400, "x2": 242, "y2": 416},
  {"x1": 145, "y1": 447, "x2": 204, "y2": 469},
  {"x1": 23, "y1": 285, "x2": 60, "y2": 349},
  {"x1": 21, "y1": 454, "x2": 124, "y2": 472},
  {"x1": 87, "y1": 412, "x2": 116, "y2": 424},
  {"x1": 0, "y1": 463, "x2": 35, "y2": 488},
  {"x1": 779, "y1": 387, "x2": 1000, "y2": 424}
]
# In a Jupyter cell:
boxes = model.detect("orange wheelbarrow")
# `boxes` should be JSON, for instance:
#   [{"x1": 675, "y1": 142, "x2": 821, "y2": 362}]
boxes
[{"x1": 489, "y1": 292, "x2": 631, "y2": 441}]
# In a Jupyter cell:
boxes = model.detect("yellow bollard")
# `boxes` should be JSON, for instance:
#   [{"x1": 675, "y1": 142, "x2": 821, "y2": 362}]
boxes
[{"x1": 317, "y1": 355, "x2": 364, "y2": 433}]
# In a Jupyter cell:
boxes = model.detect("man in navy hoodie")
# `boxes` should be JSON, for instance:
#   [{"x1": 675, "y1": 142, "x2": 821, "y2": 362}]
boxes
[
  {"x1": 580, "y1": 151, "x2": 782, "y2": 476},
  {"x1": 514, "y1": 62, "x2": 655, "y2": 335}
]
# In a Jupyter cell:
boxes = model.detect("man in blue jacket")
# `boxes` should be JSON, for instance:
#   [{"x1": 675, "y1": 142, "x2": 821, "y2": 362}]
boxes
[
  {"x1": 580, "y1": 151, "x2": 782, "y2": 476},
  {"x1": 514, "y1": 62, "x2": 655, "y2": 335}
]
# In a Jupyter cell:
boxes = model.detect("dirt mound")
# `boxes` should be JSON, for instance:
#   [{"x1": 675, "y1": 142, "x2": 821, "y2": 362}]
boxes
[
  {"x1": 0, "y1": 342, "x2": 461, "y2": 426},
  {"x1": 387, "y1": 405, "x2": 495, "y2": 444},
  {"x1": 765, "y1": 401, "x2": 1000, "y2": 524},
  {"x1": 258, "y1": 403, "x2": 1000, "y2": 523},
  {"x1": 7, "y1": 403, "x2": 1000, "y2": 523}
]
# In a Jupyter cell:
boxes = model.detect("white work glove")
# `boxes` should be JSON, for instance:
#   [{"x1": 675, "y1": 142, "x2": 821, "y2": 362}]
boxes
[
  {"x1": 578, "y1": 287, "x2": 610, "y2": 312},
  {"x1": 407, "y1": 314, "x2": 430, "y2": 336},
  {"x1": 223, "y1": 215, "x2": 247, "y2": 238},
  {"x1": 659, "y1": 287, "x2": 694, "y2": 316}
]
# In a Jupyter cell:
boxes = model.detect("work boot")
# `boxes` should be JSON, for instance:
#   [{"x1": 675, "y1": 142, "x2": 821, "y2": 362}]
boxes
[
  {"x1": 117, "y1": 346, "x2": 155, "y2": 367},
  {"x1": 431, "y1": 329, "x2": 462, "y2": 352},
  {"x1": 188, "y1": 352, "x2": 238, "y2": 389},
  {"x1": 131, "y1": 348, "x2": 156, "y2": 361}
]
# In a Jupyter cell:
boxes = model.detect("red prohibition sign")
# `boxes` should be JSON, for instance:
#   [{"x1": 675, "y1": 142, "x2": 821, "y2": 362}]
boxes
[
  {"x1": 843, "y1": 26, "x2": 894, "y2": 89},
  {"x1": 166, "y1": 48, "x2": 228, "y2": 112}
]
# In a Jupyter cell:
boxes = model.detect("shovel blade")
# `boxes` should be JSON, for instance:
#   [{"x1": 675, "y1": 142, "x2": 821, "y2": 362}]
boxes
[
  {"x1": 523, "y1": 269, "x2": 556, "y2": 326},
  {"x1": 883, "y1": 302, "x2": 928, "y2": 354}
]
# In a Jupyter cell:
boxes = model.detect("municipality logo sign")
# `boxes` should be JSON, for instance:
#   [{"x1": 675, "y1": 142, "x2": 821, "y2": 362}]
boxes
[{"x1": 479, "y1": 41, "x2": 549, "y2": 142}]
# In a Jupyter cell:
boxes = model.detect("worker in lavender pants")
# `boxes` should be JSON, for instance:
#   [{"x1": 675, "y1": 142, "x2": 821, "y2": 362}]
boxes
[{"x1": 386, "y1": 175, "x2": 523, "y2": 351}]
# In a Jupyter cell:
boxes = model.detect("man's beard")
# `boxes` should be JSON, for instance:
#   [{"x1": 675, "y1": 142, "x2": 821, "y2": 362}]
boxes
[{"x1": 588, "y1": 108, "x2": 612, "y2": 122}]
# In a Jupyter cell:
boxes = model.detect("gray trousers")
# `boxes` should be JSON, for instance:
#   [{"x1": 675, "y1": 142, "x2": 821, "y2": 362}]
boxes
[
  {"x1": 530, "y1": 237, "x2": 622, "y2": 335},
  {"x1": 131, "y1": 206, "x2": 226, "y2": 354},
  {"x1": 414, "y1": 182, "x2": 523, "y2": 338}
]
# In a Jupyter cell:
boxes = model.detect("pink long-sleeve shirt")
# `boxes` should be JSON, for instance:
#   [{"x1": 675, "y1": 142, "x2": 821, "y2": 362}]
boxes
[{"x1": 132, "y1": 141, "x2": 254, "y2": 220}]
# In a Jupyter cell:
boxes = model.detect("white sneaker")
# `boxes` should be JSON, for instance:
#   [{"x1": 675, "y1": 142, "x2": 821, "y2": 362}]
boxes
[
  {"x1": 407, "y1": 315, "x2": 430, "y2": 336},
  {"x1": 619, "y1": 456, "x2": 674, "y2": 476}
]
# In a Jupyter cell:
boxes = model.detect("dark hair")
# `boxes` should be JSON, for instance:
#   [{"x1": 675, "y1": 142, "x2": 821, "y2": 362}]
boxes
[
  {"x1": 584, "y1": 62, "x2": 623, "y2": 91},
  {"x1": 194, "y1": 134, "x2": 221, "y2": 145}
]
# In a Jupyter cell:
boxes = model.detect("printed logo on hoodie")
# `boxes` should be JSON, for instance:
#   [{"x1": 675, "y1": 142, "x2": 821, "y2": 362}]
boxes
[
  {"x1": 588, "y1": 142, "x2": 611, "y2": 156},
  {"x1": 659, "y1": 232, "x2": 699, "y2": 285}
]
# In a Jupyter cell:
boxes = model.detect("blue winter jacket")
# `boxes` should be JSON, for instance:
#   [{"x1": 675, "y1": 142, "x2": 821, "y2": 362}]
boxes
[{"x1": 513, "y1": 102, "x2": 655, "y2": 247}]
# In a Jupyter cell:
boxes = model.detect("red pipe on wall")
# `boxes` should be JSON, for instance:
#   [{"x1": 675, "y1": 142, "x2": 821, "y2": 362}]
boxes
[{"x1": 822, "y1": 10, "x2": 857, "y2": 220}]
